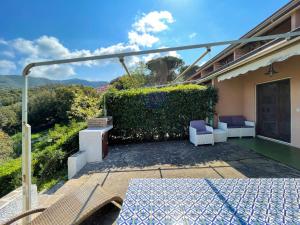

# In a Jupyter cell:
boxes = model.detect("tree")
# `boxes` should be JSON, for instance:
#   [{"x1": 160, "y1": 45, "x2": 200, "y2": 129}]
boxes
[
  {"x1": 178, "y1": 65, "x2": 200, "y2": 80},
  {"x1": 110, "y1": 74, "x2": 146, "y2": 90},
  {"x1": 110, "y1": 63, "x2": 147, "y2": 90},
  {"x1": 0, "y1": 104, "x2": 21, "y2": 134},
  {"x1": 146, "y1": 56, "x2": 184, "y2": 85}
]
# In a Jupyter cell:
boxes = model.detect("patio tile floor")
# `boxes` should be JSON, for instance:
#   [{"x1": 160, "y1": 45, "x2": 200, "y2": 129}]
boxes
[
  {"x1": 230, "y1": 137, "x2": 300, "y2": 170},
  {"x1": 76, "y1": 140, "x2": 300, "y2": 179},
  {"x1": 39, "y1": 140, "x2": 300, "y2": 224},
  {"x1": 103, "y1": 170, "x2": 161, "y2": 197},
  {"x1": 160, "y1": 167, "x2": 221, "y2": 178}
]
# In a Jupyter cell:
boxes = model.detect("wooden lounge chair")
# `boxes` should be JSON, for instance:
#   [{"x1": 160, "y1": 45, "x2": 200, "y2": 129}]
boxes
[{"x1": 3, "y1": 183, "x2": 123, "y2": 225}]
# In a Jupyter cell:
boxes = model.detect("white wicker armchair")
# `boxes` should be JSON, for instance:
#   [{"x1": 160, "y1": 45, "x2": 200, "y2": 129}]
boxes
[
  {"x1": 189, "y1": 120, "x2": 214, "y2": 146},
  {"x1": 218, "y1": 116, "x2": 255, "y2": 138}
]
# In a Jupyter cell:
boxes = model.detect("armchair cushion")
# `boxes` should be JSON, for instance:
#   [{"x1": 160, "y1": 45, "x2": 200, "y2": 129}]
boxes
[
  {"x1": 190, "y1": 120, "x2": 206, "y2": 132},
  {"x1": 196, "y1": 130, "x2": 212, "y2": 135},
  {"x1": 220, "y1": 115, "x2": 246, "y2": 128},
  {"x1": 241, "y1": 125, "x2": 254, "y2": 128},
  {"x1": 219, "y1": 116, "x2": 232, "y2": 125},
  {"x1": 232, "y1": 116, "x2": 246, "y2": 126},
  {"x1": 227, "y1": 125, "x2": 242, "y2": 128}
]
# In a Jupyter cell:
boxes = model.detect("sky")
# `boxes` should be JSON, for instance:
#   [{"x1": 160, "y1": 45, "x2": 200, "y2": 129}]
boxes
[{"x1": 0, "y1": 0, "x2": 290, "y2": 81}]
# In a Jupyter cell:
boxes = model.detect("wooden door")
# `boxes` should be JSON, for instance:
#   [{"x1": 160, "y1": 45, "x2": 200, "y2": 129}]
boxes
[{"x1": 256, "y1": 79, "x2": 291, "y2": 142}]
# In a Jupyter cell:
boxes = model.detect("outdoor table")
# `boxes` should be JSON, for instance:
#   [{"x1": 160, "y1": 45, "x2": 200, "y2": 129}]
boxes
[{"x1": 117, "y1": 178, "x2": 300, "y2": 224}]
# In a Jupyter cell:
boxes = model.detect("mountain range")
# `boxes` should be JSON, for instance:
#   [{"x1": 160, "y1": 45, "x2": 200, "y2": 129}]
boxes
[{"x1": 0, "y1": 75, "x2": 108, "y2": 89}]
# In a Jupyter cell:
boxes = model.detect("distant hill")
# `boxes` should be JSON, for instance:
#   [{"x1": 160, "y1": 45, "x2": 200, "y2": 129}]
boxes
[{"x1": 0, "y1": 75, "x2": 108, "y2": 89}]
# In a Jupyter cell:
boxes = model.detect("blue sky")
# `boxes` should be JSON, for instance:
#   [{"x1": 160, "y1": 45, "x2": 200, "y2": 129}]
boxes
[{"x1": 0, "y1": 0, "x2": 289, "y2": 81}]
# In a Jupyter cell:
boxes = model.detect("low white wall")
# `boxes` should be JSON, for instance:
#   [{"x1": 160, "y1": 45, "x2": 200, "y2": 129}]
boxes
[
  {"x1": 0, "y1": 185, "x2": 38, "y2": 224},
  {"x1": 68, "y1": 151, "x2": 87, "y2": 179},
  {"x1": 79, "y1": 126, "x2": 113, "y2": 163}
]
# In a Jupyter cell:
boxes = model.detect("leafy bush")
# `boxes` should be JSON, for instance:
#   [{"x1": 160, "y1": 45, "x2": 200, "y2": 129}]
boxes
[
  {"x1": 0, "y1": 157, "x2": 23, "y2": 197},
  {"x1": 0, "y1": 121, "x2": 86, "y2": 197},
  {"x1": 34, "y1": 121, "x2": 85, "y2": 182},
  {"x1": 110, "y1": 73, "x2": 146, "y2": 90},
  {"x1": 0, "y1": 89, "x2": 21, "y2": 106},
  {"x1": 106, "y1": 84, "x2": 218, "y2": 143},
  {"x1": 0, "y1": 130, "x2": 14, "y2": 163},
  {"x1": 0, "y1": 85, "x2": 100, "y2": 134},
  {"x1": 0, "y1": 103, "x2": 21, "y2": 134}
]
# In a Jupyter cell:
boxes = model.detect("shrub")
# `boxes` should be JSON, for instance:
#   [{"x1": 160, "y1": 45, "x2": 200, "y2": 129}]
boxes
[
  {"x1": 33, "y1": 121, "x2": 86, "y2": 184},
  {"x1": 0, "y1": 85, "x2": 100, "y2": 134},
  {"x1": 0, "y1": 157, "x2": 23, "y2": 197},
  {"x1": 0, "y1": 130, "x2": 14, "y2": 163},
  {"x1": 0, "y1": 121, "x2": 86, "y2": 197},
  {"x1": 110, "y1": 73, "x2": 146, "y2": 90},
  {"x1": 0, "y1": 103, "x2": 21, "y2": 134},
  {"x1": 106, "y1": 84, "x2": 218, "y2": 143}
]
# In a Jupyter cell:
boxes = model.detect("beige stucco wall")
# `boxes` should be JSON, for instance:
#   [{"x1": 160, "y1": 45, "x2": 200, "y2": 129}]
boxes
[
  {"x1": 214, "y1": 76, "x2": 244, "y2": 116},
  {"x1": 214, "y1": 55, "x2": 300, "y2": 148}
]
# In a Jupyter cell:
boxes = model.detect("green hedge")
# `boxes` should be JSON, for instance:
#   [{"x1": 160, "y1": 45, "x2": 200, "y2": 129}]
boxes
[
  {"x1": 106, "y1": 84, "x2": 218, "y2": 143},
  {"x1": 0, "y1": 121, "x2": 86, "y2": 197},
  {"x1": 0, "y1": 157, "x2": 24, "y2": 197}
]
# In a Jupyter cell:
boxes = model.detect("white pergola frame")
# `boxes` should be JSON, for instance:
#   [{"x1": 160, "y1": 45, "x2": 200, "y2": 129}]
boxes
[{"x1": 21, "y1": 31, "x2": 300, "y2": 223}]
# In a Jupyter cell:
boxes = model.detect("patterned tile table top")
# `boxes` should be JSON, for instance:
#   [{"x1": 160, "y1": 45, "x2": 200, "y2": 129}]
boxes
[{"x1": 117, "y1": 178, "x2": 300, "y2": 225}]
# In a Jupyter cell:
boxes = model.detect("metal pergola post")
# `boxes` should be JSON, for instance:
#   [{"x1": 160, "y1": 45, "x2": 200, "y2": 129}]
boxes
[
  {"x1": 21, "y1": 31, "x2": 300, "y2": 222},
  {"x1": 119, "y1": 57, "x2": 131, "y2": 76},
  {"x1": 21, "y1": 74, "x2": 31, "y2": 225}
]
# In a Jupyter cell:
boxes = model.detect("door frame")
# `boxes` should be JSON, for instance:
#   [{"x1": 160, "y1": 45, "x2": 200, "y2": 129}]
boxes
[{"x1": 255, "y1": 77, "x2": 292, "y2": 145}]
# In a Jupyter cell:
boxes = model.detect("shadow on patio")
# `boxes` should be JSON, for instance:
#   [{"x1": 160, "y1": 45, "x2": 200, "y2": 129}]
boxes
[{"x1": 76, "y1": 139, "x2": 300, "y2": 179}]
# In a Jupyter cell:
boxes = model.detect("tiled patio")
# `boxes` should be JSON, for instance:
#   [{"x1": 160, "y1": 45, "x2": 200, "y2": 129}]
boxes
[
  {"x1": 65, "y1": 140, "x2": 300, "y2": 198},
  {"x1": 38, "y1": 140, "x2": 300, "y2": 224}
]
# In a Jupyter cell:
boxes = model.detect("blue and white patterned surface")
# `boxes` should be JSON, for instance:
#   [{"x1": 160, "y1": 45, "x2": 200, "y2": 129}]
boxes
[{"x1": 117, "y1": 178, "x2": 300, "y2": 225}]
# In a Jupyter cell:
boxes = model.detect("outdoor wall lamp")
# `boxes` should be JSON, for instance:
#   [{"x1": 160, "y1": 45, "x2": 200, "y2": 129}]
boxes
[{"x1": 265, "y1": 63, "x2": 278, "y2": 77}]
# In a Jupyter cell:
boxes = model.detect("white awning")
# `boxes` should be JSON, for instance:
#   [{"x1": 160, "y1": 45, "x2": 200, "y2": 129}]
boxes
[{"x1": 218, "y1": 41, "x2": 300, "y2": 81}]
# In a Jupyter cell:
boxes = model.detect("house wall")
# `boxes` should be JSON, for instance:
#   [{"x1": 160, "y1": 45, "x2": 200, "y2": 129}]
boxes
[
  {"x1": 214, "y1": 76, "x2": 244, "y2": 116},
  {"x1": 214, "y1": 55, "x2": 300, "y2": 148}
]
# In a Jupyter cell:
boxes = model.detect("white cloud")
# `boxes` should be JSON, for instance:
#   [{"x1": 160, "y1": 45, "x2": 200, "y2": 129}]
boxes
[
  {"x1": 189, "y1": 32, "x2": 197, "y2": 39},
  {"x1": 127, "y1": 11, "x2": 174, "y2": 48},
  {"x1": 133, "y1": 11, "x2": 174, "y2": 33},
  {"x1": 141, "y1": 50, "x2": 181, "y2": 63},
  {"x1": 0, "y1": 60, "x2": 16, "y2": 74},
  {"x1": 12, "y1": 38, "x2": 142, "y2": 78},
  {"x1": 12, "y1": 38, "x2": 38, "y2": 55},
  {"x1": 199, "y1": 61, "x2": 207, "y2": 66},
  {"x1": 30, "y1": 64, "x2": 75, "y2": 79},
  {"x1": 128, "y1": 31, "x2": 159, "y2": 47},
  {"x1": 94, "y1": 43, "x2": 139, "y2": 55},
  {"x1": 0, "y1": 10, "x2": 176, "y2": 79},
  {"x1": 35, "y1": 36, "x2": 70, "y2": 58},
  {"x1": 167, "y1": 50, "x2": 181, "y2": 58},
  {"x1": 142, "y1": 53, "x2": 161, "y2": 62},
  {"x1": 0, "y1": 39, "x2": 7, "y2": 45},
  {"x1": 2, "y1": 51, "x2": 15, "y2": 58}
]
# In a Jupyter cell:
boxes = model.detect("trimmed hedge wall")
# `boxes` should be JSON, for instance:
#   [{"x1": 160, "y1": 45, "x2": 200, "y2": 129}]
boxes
[
  {"x1": 106, "y1": 84, "x2": 218, "y2": 143},
  {"x1": 0, "y1": 121, "x2": 86, "y2": 197}
]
